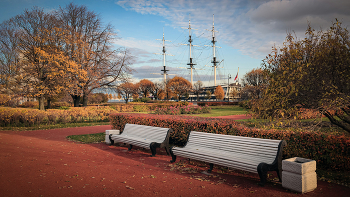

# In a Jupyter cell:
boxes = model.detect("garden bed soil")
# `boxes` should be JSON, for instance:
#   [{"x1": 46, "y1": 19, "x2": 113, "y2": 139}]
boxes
[{"x1": 0, "y1": 124, "x2": 349, "y2": 196}]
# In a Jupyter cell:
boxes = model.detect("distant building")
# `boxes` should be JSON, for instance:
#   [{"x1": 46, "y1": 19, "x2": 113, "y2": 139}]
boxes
[{"x1": 187, "y1": 82, "x2": 242, "y2": 101}]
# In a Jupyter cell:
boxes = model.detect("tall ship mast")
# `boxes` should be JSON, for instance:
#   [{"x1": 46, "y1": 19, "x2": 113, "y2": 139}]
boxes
[
  {"x1": 153, "y1": 31, "x2": 173, "y2": 84},
  {"x1": 207, "y1": 14, "x2": 220, "y2": 86},
  {"x1": 182, "y1": 19, "x2": 199, "y2": 86}
]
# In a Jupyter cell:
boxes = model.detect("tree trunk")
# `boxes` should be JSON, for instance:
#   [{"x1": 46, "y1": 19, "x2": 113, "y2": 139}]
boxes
[
  {"x1": 82, "y1": 93, "x2": 88, "y2": 107},
  {"x1": 38, "y1": 96, "x2": 45, "y2": 110},
  {"x1": 71, "y1": 95, "x2": 81, "y2": 107},
  {"x1": 47, "y1": 98, "x2": 51, "y2": 109},
  {"x1": 323, "y1": 110, "x2": 350, "y2": 133}
]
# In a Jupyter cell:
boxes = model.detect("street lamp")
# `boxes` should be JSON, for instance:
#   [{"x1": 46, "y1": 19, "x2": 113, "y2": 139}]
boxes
[{"x1": 228, "y1": 74, "x2": 231, "y2": 102}]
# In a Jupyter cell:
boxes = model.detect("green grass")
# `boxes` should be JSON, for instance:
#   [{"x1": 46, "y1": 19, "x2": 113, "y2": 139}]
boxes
[
  {"x1": 238, "y1": 117, "x2": 349, "y2": 136},
  {"x1": 67, "y1": 132, "x2": 105, "y2": 143},
  {"x1": 187, "y1": 105, "x2": 248, "y2": 117}
]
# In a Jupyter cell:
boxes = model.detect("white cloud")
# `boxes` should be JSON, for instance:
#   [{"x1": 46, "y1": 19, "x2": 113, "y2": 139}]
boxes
[
  {"x1": 115, "y1": 0, "x2": 350, "y2": 58},
  {"x1": 114, "y1": 37, "x2": 159, "y2": 52}
]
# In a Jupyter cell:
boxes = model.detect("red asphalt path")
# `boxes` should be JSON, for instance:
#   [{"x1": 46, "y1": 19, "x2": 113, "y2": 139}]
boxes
[{"x1": 0, "y1": 123, "x2": 349, "y2": 197}]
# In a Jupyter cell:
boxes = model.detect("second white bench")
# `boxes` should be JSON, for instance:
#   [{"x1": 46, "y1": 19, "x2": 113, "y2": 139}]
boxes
[
  {"x1": 109, "y1": 123, "x2": 173, "y2": 157},
  {"x1": 169, "y1": 131, "x2": 287, "y2": 186}
]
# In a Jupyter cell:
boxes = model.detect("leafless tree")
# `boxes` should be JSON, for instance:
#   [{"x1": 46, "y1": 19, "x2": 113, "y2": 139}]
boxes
[
  {"x1": 193, "y1": 81, "x2": 203, "y2": 101},
  {"x1": 56, "y1": 3, "x2": 133, "y2": 107}
]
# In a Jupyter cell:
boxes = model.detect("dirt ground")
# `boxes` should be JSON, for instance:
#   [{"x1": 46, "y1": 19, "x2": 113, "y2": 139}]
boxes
[{"x1": 0, "y1": 124, "x2": 349, "y2": 197}]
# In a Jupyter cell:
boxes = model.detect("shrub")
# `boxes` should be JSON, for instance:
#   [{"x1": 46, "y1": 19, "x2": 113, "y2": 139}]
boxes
[
  {"x1": 0, "y1": 94, "x2": 11, "y2": 106},
  {"x1": 109, "y1": 104, "x2": 134, "y2": 112},
  {"x1": 51, "y1": 102, "x2": 70, "y2": 109},
  {"x1": 110, "y1": 113, "x2": 350, "y2": 171},
  {"x1": 153, "y1": 105, "x2": 210, "y2": 115},
  {"x1": 238, "y1": 100, "x2": 252, "y2": 109},
  {"x1": 179, "y1": 101, "x2": 190, "y2": 106},
  {"x1": 133, "y1": 105, "x2": 149, "y2": 112},
  {"x1": 18, "y1": 101, "x2": 39, "y2": 109},
  {"x1": 0, "y1": 106, "x2": 118, "y2": 126}
]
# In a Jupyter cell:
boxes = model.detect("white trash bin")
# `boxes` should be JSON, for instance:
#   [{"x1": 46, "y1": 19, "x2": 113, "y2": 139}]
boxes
[{"x1": 282, "y1": 157, "x2": 317, "y2": 193}]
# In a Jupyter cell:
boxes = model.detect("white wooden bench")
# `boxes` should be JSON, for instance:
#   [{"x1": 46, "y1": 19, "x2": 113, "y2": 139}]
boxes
[
  {"x1": 109, "y1": 123, "x2": 173, "y2": 157},
  {"x1": 169, "y1": 131, "x2": 287, "y2": 186}
]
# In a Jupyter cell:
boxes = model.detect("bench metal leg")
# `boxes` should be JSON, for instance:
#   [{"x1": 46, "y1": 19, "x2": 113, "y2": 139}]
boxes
[
  {"x1": 150, "y1": 142, "x2": 161, "y2": 157},
  {"x1": 128, "y1": 144, "x2": 133, "y2": 151},
  {"x1": 258, "y1": 162, "x2": 281, "y2": 186},
  {"x1": 169, "y1": 147, "x2": 176, "y2": 163},
  {"x1": 108, "y1": 134, "x2": 114, "y2": 145},
  {"x1": 257, "y1": 163, "x2": 268, "y2": 186},
  {"x1": 207, "y1": 163, "x2": 214, "y2": 173}
]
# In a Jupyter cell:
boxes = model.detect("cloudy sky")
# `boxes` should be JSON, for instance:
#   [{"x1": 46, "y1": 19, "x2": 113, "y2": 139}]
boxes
[{"x1": 1, "y1": 0, "x2": 349, "y2": 86}]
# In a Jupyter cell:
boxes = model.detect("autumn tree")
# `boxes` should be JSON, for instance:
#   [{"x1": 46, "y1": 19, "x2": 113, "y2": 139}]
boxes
[
  {"x1": 0, "y1": 20, "x2": 21, "y2": 96},
  {"x1": 7, "y1": 7, "x2": 87, "y2": 110},
  {"x1": 89, "y1": 93, "x2": 108, "y2": 104},
  {"x1": 214, "y1": 85, "x2": 225, "y2": 100},
  {"x1": 205, "y1": 90, "x2": 211, "y2": 100},
  {"x1": 138, "y1": 79, "x2": 154, "y2": 98},
  {"x1": 241, "y1": 68, "x2": 267, "y2": 100},
  {"x1": 157, "y1": 89, "x2": 166, "y2": 100},
  {"x1": 256, "y1": 20, "x2": 350, "y2": 133},
  {"x1": 56, "y1": 3, "x2": 133, "y2": 107},
  {"x1": 166, "y1": 76, "x2": 192, "y2": 100},
  {"x1": 193, "y1": 81, "x2": 203, "y2": 101},
  {"x1": 132, "y1": 93, "x2": 139, "y2": 100},
  {"x1": 116, "y1": 82, "x2": 138, "y2": 103},
  {"x1": 150, "y1": 82, "x2": 163, "y2": 100}
]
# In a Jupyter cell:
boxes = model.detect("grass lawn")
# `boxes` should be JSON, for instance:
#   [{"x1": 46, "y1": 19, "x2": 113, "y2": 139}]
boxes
[
  {"x1": 186, "y1": 105, "x2": 248, "y2": 117},
  {"x1": 67, "y1": 132, "x2": 105, "y2": 143}
]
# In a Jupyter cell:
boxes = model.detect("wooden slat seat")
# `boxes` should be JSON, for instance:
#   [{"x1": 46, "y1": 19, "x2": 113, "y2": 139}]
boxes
[
  {"x1": 170, "y1": 131, "x2": 287, "y2": 186},
  {"x1": 109, "y1": 123, "x2": 173, "y2": 157}
]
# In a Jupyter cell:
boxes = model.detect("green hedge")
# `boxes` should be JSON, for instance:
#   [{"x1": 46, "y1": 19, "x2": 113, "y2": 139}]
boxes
[
  {"x1": 110, "y1": 113, "x2": 350, "y2": 171},
  {"x1": 0, "y1": 106, "x2": 115, "y2": 126}
]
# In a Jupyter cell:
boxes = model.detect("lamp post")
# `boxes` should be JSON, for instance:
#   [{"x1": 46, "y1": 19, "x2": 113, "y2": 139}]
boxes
[{"x1": 228, "y1": 74, "x2": 231, "y2": 102}]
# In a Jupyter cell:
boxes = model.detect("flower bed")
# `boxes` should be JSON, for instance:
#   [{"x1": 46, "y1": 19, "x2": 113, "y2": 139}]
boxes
[{"x1": 109, "y1": 113, "x2": 350, "y2": 171}]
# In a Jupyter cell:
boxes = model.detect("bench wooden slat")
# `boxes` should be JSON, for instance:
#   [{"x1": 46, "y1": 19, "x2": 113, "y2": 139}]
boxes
[
  {"x1": 170, "y1": 131, "x2": 287, "y2": 186},
  {"x1": 109, "y1": 123, "x2": 173, "y2": 156},
  {"x1": 173, "y1": 147, "x2": 278, "y2": 162},
  {"x1": 172, "y1": 151, "x2": 262, "y2": 173}
]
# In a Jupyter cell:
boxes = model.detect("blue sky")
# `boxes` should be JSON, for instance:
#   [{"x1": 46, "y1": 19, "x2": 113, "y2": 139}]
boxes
[{"x1": 1, "y1": 0, "x2": 350, "y2": 87}]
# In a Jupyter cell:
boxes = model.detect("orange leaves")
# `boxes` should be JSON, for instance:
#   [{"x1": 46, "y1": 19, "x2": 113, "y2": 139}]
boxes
[
  {"x1": 138, "y1": 79, "x2": 154, "y2": 98},
  {"x1": 0, "y1": 106, "x2": 115, "y2": 126},
  {"x1": 214, "y1": 85, "x2": 225, "y2": 100},
  {"x1": 166, "y1": 76, "x2": 192, "y2": 100}
]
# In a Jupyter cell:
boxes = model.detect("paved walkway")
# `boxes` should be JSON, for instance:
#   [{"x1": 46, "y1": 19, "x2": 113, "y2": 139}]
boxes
[{"x1": 0, "y1": 124, "x2": 349, "y2": 196}]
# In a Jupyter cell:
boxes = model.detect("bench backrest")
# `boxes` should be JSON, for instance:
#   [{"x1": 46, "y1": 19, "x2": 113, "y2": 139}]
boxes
[
  {"x1": 122, "y1": 123, "x2": 170, "y2": 142},
  {"x1": 185, "y1": 131, "x2": 282, "y2": 163}
]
